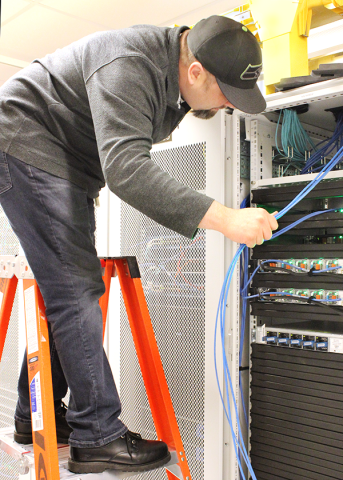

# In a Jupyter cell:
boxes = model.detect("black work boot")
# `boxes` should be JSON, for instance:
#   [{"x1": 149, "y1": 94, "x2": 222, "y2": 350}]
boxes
[
  {"x1": 68, "y1": 431, "x2": 170, "y2": 474},
  {"x1": 14, "y1": 401, "x2": 72, "y2": 444}
]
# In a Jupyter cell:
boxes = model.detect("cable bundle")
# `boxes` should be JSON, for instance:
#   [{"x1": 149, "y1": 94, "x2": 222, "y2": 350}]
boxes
[
  {"x1": 301, "y1": 108, "x2": 343, "y2": 173},
  {"x1": 239, "y1": 196, "x2": 250, "y2": 429},
  {"x1": 274, "y1": 109, "x2": 317, "y2": 174},
  {"x1": 215, "y1": 143, "x2": 343, "y2": 480}
]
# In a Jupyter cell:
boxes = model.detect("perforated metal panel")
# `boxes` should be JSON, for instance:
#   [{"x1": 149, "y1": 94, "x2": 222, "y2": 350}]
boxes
[
  {"x1": 251, "y1": 343, "x2": 343, "y2": 480},
  {"x1": 0, "y1": 207, "x2": 20, "y2": 480},
  {"x1": 120, "y1": 143, "x2": 207, "y2": 480}
]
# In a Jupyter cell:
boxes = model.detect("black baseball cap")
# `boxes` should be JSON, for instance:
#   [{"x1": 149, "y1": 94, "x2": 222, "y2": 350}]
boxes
[{"x1": 187, "y1": 15, "x2": 266, "y2": 114}]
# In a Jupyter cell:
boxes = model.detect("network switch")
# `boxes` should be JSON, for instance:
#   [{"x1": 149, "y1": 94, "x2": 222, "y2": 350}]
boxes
[{"x1": 255, "y1": 326, "x2": 343, "y2": 353}]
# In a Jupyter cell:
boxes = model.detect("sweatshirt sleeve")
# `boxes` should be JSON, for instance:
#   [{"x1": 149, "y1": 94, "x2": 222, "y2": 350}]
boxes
[{"x1": 85, "y1": 56, "x2": 214, "y2": 238}]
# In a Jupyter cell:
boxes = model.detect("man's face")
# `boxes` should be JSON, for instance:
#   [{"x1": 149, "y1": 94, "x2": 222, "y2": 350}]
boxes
[{"x1": 190, "y1": 75, "x2": 235, "y2": 120}]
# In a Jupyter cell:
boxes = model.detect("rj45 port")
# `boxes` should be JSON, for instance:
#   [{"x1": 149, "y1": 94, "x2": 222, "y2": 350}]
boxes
[
  {"x1": 289, "y1": 334, "x2": 302, "y2": 348},
  {"x1": 302, "y1": 335, "x2": 315, "y2": 349}
]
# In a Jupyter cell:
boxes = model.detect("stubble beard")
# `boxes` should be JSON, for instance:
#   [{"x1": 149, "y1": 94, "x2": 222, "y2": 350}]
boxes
[{"x1": 191, "y1": 109, "x2": 218, "y2": 120}]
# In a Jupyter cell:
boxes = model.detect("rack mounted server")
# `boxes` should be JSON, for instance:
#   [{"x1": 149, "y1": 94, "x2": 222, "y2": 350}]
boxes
[{"x1": 248, "y1": 77, "x2": 343, "y2": 480}]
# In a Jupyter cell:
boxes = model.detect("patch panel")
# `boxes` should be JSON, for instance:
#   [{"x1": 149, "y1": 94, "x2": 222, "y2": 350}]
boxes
[
  {"x1": 256, "y1": 287, "x2": 343, "y2": 305},
  {"x1": 255, "y1": 326, "x2": 343, "y2": 353},
  {"x1": 321, "y1": 290, "x2": 342, "y2": 305},
  {"x1": 257, "y1": 257, "x2": 343, "y2": 274},
  {"x1": 295, "y1": 289, "x2": 309, "y2": 298},
  {"x1": 281, "y1": 288, "x2": 295, "y2": 298},
  {"x1": 309, "y1": 289, "x2": 325, "y2": 300},
  {"x1": 325, "y1": 258, "x2": 343, "y2": 272},
  {"x1": 280, "y1": 260, "x2": 295, "y2": 271},
  {"x1": 326, "y1": 290, "x2": 341, "y2": 302},
  {"x1": 310, "y1": 259, "x2": 324, "y2": 271},
  {"x1": 296, "y1": 259, "x2": 308, "y2": 270},
  {"x1": 256, "y1": 287, "x2": 306, "y2": 301},
  {"x1": 258, "y1": 259, "x2": 309, "y2": 273}
]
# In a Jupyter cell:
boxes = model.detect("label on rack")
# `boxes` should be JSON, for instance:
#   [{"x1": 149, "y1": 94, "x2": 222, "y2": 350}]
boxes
[
  {"x1": 30, "y1": 372, "x2": 43, "y2": 431},
  {"x1": 329, "y1": 337, "x2": 343, "y2": 354},
  {"x1": 24, "y1": 286, "x2": 39, "y2": 355}
]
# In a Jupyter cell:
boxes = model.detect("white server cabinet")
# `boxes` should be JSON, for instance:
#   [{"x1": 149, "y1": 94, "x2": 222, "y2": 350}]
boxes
[{"x1": 99, "y1": 111, "x2": 244, "y2": 480}]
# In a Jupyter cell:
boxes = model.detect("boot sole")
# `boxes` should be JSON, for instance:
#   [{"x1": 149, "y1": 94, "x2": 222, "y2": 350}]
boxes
[
  {"x1": 68, "y1": 452, "x2": 171, "y2": 474},
  {"x1": 13, "y1": 432, "x2": 32, "y2": 445}
]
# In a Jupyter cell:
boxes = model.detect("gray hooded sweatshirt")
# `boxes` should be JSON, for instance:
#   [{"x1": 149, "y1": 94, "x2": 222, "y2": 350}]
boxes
[{"x1": 0, "y1": 24, "x2": 214, "y2": 238}]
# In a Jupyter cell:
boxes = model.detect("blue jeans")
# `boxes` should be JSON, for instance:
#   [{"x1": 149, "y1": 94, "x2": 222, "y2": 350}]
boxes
[{"x1": 0, "y1": 152, "x2": 127, "y2": 447}]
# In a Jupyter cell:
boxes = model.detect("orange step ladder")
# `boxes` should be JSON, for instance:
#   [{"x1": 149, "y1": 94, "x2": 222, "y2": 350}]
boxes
[{"x1": 0, "y1": 255, "x2": 191, "y2": 480}]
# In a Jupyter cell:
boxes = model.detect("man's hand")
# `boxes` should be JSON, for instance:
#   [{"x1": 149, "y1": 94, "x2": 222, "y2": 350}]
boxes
[{"x1": 198, "y1": 200, "x2": 278, "y2": 248}]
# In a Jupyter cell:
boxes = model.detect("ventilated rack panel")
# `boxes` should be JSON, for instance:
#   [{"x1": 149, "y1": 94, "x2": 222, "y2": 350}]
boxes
[
  {"x1": 251, "y1": 343, "x2": 343, "y2": 480},
  {"x1": 120, "y1": 142, "x2": 207, "y2": 480}
]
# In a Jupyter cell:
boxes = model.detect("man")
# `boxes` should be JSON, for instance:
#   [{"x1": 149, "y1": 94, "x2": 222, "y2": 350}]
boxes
[{"x1": 0, "y1": 15, "x2": 277, "y2": 474}]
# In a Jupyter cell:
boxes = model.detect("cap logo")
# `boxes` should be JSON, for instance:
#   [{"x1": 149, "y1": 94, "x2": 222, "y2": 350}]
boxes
[{"x1": 240, "y1": 63, "x2": 262, "y2": 81}]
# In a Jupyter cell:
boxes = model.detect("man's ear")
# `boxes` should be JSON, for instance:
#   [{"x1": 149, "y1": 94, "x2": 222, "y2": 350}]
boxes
[{"x1": 188, "y1": 61, "x2": 205, "y2": 86}]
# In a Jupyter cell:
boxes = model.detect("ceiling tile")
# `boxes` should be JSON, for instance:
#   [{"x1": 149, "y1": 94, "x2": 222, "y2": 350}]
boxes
[
  {"x1": 38, "y1": 0, "x2": 241, "y2": 29},
  {"x1": 39, "y1": 0, "x2": 208, "y2": 28},
  {"x1": 0, "y1": 0, "x2": 243, "y2": 85},
  {"x1": 161, "y1": 0, "x2": 243, "y2": 28},
  {"x1": 0, "y1": 4, "x2": 108, "y2": 62},
  {"x1": 2, "y1": 0, "x2": 32, "y2": 23}
]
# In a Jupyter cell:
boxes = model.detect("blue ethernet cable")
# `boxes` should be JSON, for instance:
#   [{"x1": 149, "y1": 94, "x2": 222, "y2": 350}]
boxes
[
  {"x1": 241, "y1": 259, "x2": 307, "y2": 298},
  {"x1": 238, "y1": 197, "x2": 250, "y2": 480},
  {"x1": 272, "y1": 209, "x2": 337, "y2": 238},
  {"x1": 239, "y1": 196, "x2": 250, "y2": 428},
  {"x1": 241, "y1": 252, "x2": 342, "y2": 300},
  {"x1": 215, "y1": 244, "x2": 253, "y2": 479},
  {"x1": 241, "y1": 209, "x2": 342, "y2": 297},
  {"x1": 216, "y1": 144, "x2": 343, "y2": 480},
  {"x1": 239, "y1": 245, "x2": 249, "y2": 427},
  {"x1": 302, "y1": 109, "x2": 343, "y2": 173},
  {"x1": 275, "y1": 144, "x2": 343, "y2": 221},
  {"x1": 314, "y1": 266, "x2": 342, "y2": 273}
]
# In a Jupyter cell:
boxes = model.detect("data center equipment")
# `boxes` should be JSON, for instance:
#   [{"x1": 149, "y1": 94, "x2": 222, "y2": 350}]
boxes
[
  {"x1": 115, "y1": 79, "x2": 343, "y2": 480},
  {"x1": 247, "y1": 76, "x2": 343, "y2": 480},
  {"x1": 95, "y1": 76, "x2": 343, "y2": 480}
]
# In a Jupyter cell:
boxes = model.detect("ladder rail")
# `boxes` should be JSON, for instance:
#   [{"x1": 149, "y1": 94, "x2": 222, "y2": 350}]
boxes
[
  {"x1": 22, "y1": 278, "x2": 60, "y2": 480},
  {"x1": 0, "y1": 256, "x2": 60, "y2": 480},
  {"x1": 100, "y1": 257, "x2": 191, "y2": 480},
  {"x1": 0, "y1": 255, "x2": 190, "y2": 480},
  {"x1": 0, "y1": 276, "x2": 18, "y2": 361}
]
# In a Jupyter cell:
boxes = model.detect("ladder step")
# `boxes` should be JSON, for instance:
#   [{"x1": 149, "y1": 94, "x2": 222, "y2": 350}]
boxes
[{"x1": 0, "y1": 427, "x2": 181, "y2": 479}]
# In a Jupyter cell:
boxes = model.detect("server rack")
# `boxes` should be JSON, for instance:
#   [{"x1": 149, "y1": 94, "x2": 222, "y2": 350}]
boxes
[
  {"x1": 100, "y1": 76, "x2": 343, "y2": 480},
  {"x1": 248, "y1": 77, "x2": 343, "y2": 480}
]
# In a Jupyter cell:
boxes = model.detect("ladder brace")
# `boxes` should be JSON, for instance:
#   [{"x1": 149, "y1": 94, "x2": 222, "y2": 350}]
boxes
[{"x1": 0, "y1": 255, "x2": 191, "y2": 480}]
